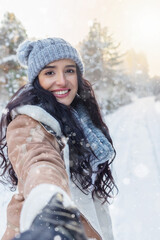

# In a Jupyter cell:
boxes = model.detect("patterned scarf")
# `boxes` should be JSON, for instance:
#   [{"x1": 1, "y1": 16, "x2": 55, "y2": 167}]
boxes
[{"x1": 71, "y1": 103, "x2": 115, "y2": 184}]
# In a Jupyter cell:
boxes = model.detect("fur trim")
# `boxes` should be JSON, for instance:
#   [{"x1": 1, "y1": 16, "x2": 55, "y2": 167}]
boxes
[
  {"x1": 20, "y1": 184, "x2": 75, "y2": 232},
  {"x1": 11, "y1": 105, "x2": 62, "y2": 137}
]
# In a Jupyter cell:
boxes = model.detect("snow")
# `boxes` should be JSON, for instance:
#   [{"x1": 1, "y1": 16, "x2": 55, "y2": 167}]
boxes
[
  {"x1": 105, "y1": 96, "x2": 160, "y2": 240},
  {"x1": 0, "y1": 185, "x2": 15, "y2": 238},
  {"x1": 0, "y1": 96, "x2": 160, "y2": 239},
  {"x1": 0, "y1": 55, "x2": 17, "y2": 64}
]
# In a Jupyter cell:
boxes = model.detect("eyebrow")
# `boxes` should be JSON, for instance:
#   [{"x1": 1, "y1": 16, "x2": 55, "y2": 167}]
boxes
[{"x1": 42, "y1": 65, "x2": 76, "y2": 70}]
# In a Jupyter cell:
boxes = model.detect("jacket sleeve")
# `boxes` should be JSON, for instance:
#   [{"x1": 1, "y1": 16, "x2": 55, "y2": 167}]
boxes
[
  {"x1": 2, "y1": 114, "x2": 72, "y2": 240},
  {"x1": 6, "y1": 114, "x2": 71, "y2": 198}
]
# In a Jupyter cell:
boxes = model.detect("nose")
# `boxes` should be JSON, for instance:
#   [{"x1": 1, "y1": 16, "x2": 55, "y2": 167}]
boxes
[{"x1": 56, "y1": 72, "x2": 66, "y2": 87}]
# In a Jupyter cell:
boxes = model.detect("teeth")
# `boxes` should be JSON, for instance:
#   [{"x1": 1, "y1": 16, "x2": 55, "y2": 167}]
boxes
[{"x1": 54, "y1": 90, "x2": 69, "y2": 95}]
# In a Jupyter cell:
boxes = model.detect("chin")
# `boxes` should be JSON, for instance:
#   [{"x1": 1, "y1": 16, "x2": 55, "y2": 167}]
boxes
[
  {"x1": 57, "y1": 100, "x2": 71, "y2": 106},
  {"x1": 57, "y1": 96, "x2": 76, "y2": 106}
]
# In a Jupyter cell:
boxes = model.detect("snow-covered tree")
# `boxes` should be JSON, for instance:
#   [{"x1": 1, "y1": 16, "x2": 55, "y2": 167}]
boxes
[
  {"x1": 123, "y1": 49, "x2": 149, "y2": 78},
  {"x1": 123, "y1": 49, "x2": 150, "y2": 97},
  {"x1": 78, "y1": 19, "x2": 132, "y2": 112},
  {"x1": 150, "y1": 76, "x2": 160, "y2": 100},
  {"x1": 79, "y1": 19, "x2": 122, "y2": 87},
  {"x1": 0, "y1": 12, "x2": 27, "y2": 96}
]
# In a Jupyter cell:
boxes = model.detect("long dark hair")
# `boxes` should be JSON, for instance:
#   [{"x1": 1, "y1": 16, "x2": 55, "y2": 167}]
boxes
[{"x1": 0, "y1": 66, "x2": 118, "y2": 203}]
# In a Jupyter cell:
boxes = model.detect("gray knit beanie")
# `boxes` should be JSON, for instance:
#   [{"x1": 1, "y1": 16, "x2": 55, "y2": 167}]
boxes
[{"x1": 17, "y1": 37, "x2": 84, "y2": 83}]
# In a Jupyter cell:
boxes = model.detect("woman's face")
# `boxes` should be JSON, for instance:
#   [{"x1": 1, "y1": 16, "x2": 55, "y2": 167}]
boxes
[{"x1": 38, "y1": 59, "x2": 78, "y2": 106}]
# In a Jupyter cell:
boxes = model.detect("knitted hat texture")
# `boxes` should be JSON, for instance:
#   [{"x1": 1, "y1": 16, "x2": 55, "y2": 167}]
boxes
[{"x1": 17, "y1": 38, "x2": 84, "y2": 83}]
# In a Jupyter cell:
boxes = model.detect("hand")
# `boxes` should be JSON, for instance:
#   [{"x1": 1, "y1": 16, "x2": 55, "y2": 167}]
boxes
[{"x1": 30, "y1": 193, "x2": 88, "y2": 240}]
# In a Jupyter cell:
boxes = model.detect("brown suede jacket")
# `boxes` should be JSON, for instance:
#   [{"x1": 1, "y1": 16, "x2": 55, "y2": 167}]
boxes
[{"x1": 2, "y1": 114, "x2": 101, "y2": 240}]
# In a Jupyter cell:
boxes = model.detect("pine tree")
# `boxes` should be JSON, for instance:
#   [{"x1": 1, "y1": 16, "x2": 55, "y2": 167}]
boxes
[
  {"x1": 0, "y1": 12, "x2": 27, "y2": 96},
  {"x1": 123, "y1": 49, "x2": 150, "y2": 97},
  {"x1": 78, "y1": 19, "x2": 131, "y2": 112},
  {"x1": 150, "y1": 76, "x2": 160, "y2": 98},
  {"x1": 79, "y1": 19, "x2": 122, "y2": 87}
]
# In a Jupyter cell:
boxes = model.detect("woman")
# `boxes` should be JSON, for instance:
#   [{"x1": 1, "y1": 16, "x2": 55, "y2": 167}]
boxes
[{"x1": 0, "y1": 38, "x2": 118, "y2": 240}]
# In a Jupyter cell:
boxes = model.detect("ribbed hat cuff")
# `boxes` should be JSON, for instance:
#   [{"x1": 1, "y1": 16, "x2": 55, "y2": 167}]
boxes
[{"x1": 28, "y1": 44, "x2": 84, "y2": 83}]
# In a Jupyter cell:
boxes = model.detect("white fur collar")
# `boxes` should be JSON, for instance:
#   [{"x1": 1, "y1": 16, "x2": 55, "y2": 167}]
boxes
[{"x1": 11, "y1": 105, "x2": 62, "y2": 137}]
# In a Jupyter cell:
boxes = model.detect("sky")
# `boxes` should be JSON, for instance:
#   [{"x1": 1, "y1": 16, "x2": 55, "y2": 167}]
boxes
[{"x1": 0, "y1": 0, "x2": 160, "y2": 77}]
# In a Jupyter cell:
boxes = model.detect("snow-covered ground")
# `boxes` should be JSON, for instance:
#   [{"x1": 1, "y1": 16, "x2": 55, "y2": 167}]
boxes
[
  {"x1": 106, "y1": 96, "x2": 160, "y2": 240},
  {"x1": 0, "y1": 96, "x2": 160, "y2": 239}
]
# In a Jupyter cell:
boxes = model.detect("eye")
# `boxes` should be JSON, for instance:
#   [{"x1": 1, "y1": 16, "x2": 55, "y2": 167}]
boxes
[
  {"x1": 45, "y1": 71, "x2": 55, "y2": 76},
  {"x1": 66, "y1": 69, "x2": 75, "y2": 73}
]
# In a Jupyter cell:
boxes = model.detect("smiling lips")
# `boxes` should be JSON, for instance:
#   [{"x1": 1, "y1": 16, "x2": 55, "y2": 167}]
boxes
[{"x1": 52, "y1": 88, "x2": 70, "y2": 98}]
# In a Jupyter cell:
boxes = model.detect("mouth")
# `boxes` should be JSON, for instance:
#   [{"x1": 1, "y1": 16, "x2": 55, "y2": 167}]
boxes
[{"x1": 52, "y1": 89, "x2": 71, "y2": 98}]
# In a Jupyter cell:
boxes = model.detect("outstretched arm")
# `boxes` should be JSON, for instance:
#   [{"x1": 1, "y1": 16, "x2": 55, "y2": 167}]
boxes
[
  {"x1": 2, "y1": 114, "x2": 72, "y2": 239},
  {"x1": 12, "y1": 193, "x2": 88, "y2": 240}
]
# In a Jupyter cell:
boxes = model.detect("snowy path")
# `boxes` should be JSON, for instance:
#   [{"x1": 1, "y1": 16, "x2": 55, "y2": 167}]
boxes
[
  {"x1": 106, "y1": 97, "x2": 160, "y2": 240},
  {"x1": 0, "y1": 96, "x2": 160, "y2": 239}
]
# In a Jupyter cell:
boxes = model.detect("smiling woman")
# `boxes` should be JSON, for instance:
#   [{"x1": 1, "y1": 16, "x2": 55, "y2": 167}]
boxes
[
  {"x1": 0, "y1": 37, "x2": 118, "y2": 240},
  {"x1": 38, "y1": 59, "x2": 78, "y2": 106}
]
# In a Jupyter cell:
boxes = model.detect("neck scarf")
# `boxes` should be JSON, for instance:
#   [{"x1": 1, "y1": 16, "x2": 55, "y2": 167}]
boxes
[{"x1": 71, "y1": 103, "x2": 115, "y2": 184}]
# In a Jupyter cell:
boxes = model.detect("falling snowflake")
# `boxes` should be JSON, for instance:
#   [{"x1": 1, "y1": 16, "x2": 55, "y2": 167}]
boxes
[
  {"x1": 2, "y1": 108, "x2": 9, "y2": 115},
  {"x1": 54, "y1": 235, "x2": 61, "y2": 240},
  {"x1": 133, "y1": 163, "x2": 149, "y2": 178},
  {"x1": 122, "y1": 177, "x2": 130, "y2": 185}
]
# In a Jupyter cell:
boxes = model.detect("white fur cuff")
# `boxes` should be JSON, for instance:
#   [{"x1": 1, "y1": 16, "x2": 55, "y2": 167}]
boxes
[{"x1": 20, "y1": 184, "x2": 75, "y2": 232}]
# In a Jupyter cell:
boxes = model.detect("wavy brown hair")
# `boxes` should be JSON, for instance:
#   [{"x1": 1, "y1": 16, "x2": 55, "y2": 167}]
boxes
[{"x1": 0, "y1": 65, "x2": 118, "y2": 203}]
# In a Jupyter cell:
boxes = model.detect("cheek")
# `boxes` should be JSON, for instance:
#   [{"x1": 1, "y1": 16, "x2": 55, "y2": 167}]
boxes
[
  {"x1": 74, "y1": 77, "x2": 78, "y2": 91},
  {"x1": 39, "y1": 77, "x2": 49, "y2": 90}
]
